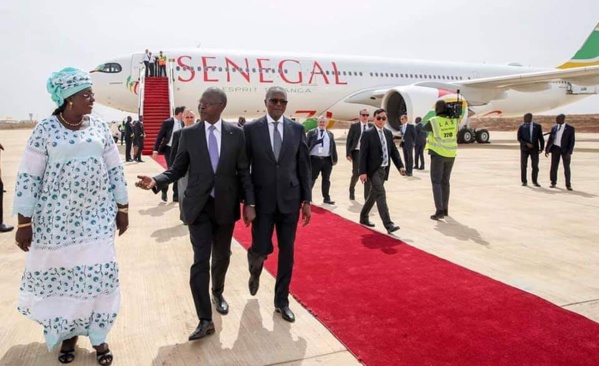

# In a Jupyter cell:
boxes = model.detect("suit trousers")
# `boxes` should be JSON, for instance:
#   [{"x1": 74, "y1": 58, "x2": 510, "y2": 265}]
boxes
[
  {"x1": 349, "y1": 150, "x2": 371, "y2": 199},
  {"x1": 414, "y1": 144, "x2": 425, "y2": 169},
  {"x1": 520, "y1": 149, "x2": 540, "y2": 184},
  {"x1": 402, "y1": 146, "x2": 414, "y2": 175},
  {"x1": 188, "y1": 197, "x2": 234, "y2": 321},
  {"x1": 430, "y1": 155, "x2": 455, "y2": 213},
  {"x1": 160, "y1": 146, "x2": 178, "y2": 198},
  {"x1": 125, "y1": 137, "x2": 132, "y2": 161},
  {"x1": 310, "y1": 156, "x2": 333, "y2": 200},
  {"x1": 360, "y1": 167, "x2": 393, "y2": 228},
  {"x1": 0, "y1": 178, "x2": 4, "y2": 224},
  {"x1": 134, "y1": 140, "x2": 144, "y2": 161},
  {"x1": 550, "y1": 146, "x2": 572, "y2": 187},
  {"x1": 248, "y1": 209, "x2": 300, "y2": 307}
]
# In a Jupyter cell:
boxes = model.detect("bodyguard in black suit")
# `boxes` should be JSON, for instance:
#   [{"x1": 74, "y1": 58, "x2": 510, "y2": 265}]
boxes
[
  {"x1": 132, "y1": 118, "x2": 145, "y2": 162},
  {"x1": 399, "y1": 114, "x2": 417, "y2": 176},
  {"x1": 244, "y1": 86, "x2": 312, "y2": 323},
  {"x1": 517, "y1": 113, "x2": 545, "y2": 187},
  {"x1": 414, "y1": 117, "x2": 427, "y2": 170},
  {"x1": 359, "y1": 109, "x2": 406, "y2": 234},
  {"x1": 346, "y1": 109, "x2": 373, "y2": 200},
  {"x1": 136, "y1": 88, "x2": 255, "y2": 340},
  {"x1": 545, "y1": 114, "x2": 575, "y2": 190},
  {"x1": 153, "y1": 106, "x2": 186, "y2": 202},
  {"x1": 306, "y1": 116, "x2": 338, "y2": 204},
  {"x1": 124, "y1": 116, "x2": 134, "y2": 162}
]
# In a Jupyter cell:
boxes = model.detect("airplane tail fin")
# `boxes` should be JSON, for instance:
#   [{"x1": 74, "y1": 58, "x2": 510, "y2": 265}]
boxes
[{"x1": 557, "y1": 23, "x2": 599, "y2": 69}]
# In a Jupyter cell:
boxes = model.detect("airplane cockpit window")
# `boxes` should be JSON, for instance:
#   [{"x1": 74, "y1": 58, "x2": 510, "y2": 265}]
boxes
[{"x1": 95, "y1": 63, "x2": 122, "y2": 73}]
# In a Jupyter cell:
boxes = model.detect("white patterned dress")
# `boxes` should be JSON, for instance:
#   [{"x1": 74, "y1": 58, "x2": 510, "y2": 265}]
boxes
[{"x1": 13, "y1": 115, "x2": 128, "y2": 351}]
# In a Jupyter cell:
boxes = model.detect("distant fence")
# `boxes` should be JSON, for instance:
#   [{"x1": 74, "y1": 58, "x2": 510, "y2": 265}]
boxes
[{"x1": 0, "y1": 121, "x2": 37, "y2": 130}]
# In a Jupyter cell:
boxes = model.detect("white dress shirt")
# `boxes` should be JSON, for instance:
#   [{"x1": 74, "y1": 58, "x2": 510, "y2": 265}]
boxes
[
  {"x1": 357, "y1": 121, "x2": 369, "y2": 150},
  {"x1": 554, "y1": 123, "x2": 566, "y2": 148},
  {"x1": 167, "y1": 118, "x2": 182, "y2": 147},
  {"x1": 310, "y1": 128, "x2": 331, "y2": 157}
]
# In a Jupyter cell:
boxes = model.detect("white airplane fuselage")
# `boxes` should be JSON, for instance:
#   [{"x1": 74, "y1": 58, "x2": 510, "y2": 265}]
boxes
[{"x1": 91, "y1": 49, "x2": 590, "y2": 122}]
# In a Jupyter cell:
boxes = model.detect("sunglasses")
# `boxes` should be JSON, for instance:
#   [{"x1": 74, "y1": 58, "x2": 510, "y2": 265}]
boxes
[
  {"x1": 376, "y1": 116, "x2": 387, "y2": 121},
  {"x1": 268, "y1": 98, "x2": 288, "y2": 105},
  {"x1": 361, "y1": 114, "x2": 369, "y2": 117}
]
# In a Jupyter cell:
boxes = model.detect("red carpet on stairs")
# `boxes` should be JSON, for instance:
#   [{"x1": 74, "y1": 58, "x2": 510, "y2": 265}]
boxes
[
  {"x1": 151, "y1": 156, "x2": 599, "y2": 365},
  {"x1": 232, "y1": 207, "x2": 599, "y2": 366},
  {"x1": 141, "y1": 77, "x2": 170, "y2": 155}
]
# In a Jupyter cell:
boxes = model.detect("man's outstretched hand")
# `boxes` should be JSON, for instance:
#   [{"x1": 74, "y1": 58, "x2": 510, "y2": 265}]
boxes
[{"x1": 136, "y1": 175, "x2": 156, "y2": 190}]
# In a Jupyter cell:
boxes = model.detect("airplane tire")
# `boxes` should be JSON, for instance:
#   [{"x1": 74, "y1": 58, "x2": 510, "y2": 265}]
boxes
[
  {"x1": 475, "y1": 129, "x2": 490, "y2": 143},
  {"x1": 458, "y1": 129, "x2": 475, "y2": 144}
]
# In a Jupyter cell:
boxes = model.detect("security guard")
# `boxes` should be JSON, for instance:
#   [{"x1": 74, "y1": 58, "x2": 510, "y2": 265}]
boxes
[{"x1": 422, "y1": 100, "x2": 458, "y2": 220}]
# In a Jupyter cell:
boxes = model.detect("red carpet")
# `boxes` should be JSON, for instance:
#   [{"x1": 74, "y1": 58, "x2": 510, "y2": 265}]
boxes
[
  {"x1": 152, "y1": 156, "x2": 599, "y2": 365},
  {"x1": 233, "y1": 207, "x2": 599, "y2": 366}
]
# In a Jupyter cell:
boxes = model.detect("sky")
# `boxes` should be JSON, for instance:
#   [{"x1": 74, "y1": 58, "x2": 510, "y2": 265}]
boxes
[{"x1": 1, "y1": 0, "x2": 598, "y2": 121}]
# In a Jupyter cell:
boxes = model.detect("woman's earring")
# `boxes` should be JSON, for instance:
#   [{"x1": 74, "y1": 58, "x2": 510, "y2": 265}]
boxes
[{"x1": 68, "y1": 101, "x2": 73, "y2": 110}]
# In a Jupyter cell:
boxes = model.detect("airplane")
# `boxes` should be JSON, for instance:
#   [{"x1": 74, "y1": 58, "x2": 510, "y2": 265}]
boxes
[{"x1": 91, "y1": 23, "x2": 599, "y2": 143}]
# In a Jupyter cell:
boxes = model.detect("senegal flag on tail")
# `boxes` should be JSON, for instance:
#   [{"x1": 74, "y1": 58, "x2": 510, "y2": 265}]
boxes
[{"x1": 557, "y1": 23, "x2": 599, "y2": 69}]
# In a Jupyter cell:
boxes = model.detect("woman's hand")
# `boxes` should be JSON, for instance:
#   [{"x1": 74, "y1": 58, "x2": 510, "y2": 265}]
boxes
[
  {"x1": 116, "y1": 212, "x2": 129, "y2": 236},
  {"x1": 15, "y1": 226, "x2": 33, "y2": 252}
]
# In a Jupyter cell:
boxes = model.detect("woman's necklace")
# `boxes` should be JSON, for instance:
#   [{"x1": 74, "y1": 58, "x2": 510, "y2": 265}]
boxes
[{"x1": 59, "y1": 113, "x2": 83, "y2": 127}]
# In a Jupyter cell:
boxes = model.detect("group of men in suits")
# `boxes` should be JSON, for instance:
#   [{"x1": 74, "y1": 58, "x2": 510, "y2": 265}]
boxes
[
  {"x1": 136, "y1": 86, "x2": 311, "y2": 341},
  {"x1": 517, "y1": 113, "x2": 575, "y2": 190}
]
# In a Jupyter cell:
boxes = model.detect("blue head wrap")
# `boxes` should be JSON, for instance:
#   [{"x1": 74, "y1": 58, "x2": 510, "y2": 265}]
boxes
[{"x1": 46, "y1": 67, "x2": 93, "y2": 107}]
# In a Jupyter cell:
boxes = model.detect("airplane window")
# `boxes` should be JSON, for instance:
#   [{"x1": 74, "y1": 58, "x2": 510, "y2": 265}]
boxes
[
  {"x1": 225, "y1": 68, "x2": 229, "y2": 72},
  {"x1": 284, "y1": 69, "x2": 288, "y2": 74},
  {"x1": 326, "y1": 71, "x2": 330, "y2": 75},
  {"x1": 197, "y1": 67, "x2": 201, "y2": 71},
  {"x1": 375, "y1": 72, "x2": 378, "y2": 77},
  {"x1": 252, "y1": 68, "x2": 256, "y2": 73},
  {"x1": 359, "y1": 72, "x2": 363, "y2": 76},
  {"x1": 370, "y1": 72, "x2": 373, "y2": 77},
  {"x1": 218, "y1": 67, "x2": 223, "y2": 72},
  {"x1": 232, "y1": 68, "x2": 236, "y2": 72},
  {"x1": 176, "y1": 66, "x2": 181, "y2": 71},
  {"x1": 95, "y1": 63, "x2": 122, "y2": 73}
]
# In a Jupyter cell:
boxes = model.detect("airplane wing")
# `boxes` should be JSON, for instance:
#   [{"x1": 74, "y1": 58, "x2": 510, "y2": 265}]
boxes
[{"x1": 343, "y1": 65, "x2": 599, "y2": 107}]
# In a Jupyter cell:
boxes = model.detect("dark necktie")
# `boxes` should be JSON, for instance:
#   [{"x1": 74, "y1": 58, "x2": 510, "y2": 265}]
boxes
[
  {"x1": 379, "y1": 129, "x2": 388, "y2": 166},
  {"x1": 273, "y1": 122, "x2": 282, "y2": 160},
  {"x1": 319, "y1": 129, "x2": 324, "y2": 146}
]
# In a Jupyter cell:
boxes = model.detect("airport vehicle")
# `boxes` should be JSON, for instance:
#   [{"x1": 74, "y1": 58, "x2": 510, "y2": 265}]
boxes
[{"x1": 91, "y1": 23, "x2": 599, "y2": 143}]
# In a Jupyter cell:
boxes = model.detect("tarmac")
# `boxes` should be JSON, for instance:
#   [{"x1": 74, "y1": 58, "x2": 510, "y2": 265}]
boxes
[{"x1": 0, "y1": 129, "x2": 598, "y2": 365}]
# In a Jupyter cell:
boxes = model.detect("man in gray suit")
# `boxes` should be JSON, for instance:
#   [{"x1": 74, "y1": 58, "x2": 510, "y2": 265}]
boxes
[
  {"x1": 136, "y1": 88, "x2": 255, "y2": 341},
  {"x1": 243, "y1": 86, "x2": 312, "y2": 323}
]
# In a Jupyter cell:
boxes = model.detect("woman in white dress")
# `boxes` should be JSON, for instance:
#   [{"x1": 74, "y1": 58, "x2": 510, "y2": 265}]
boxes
[{"x1": 13, "y1": 67, "x2": 128, "y2": 365}]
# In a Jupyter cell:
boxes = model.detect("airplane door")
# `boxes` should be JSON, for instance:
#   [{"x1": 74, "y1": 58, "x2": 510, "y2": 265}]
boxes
[{"x1": 130, "y1": 53, "x2": 145, "y2": 80}]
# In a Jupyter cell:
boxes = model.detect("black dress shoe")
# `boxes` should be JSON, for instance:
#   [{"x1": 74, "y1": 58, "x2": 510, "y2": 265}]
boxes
[
  {"x1": 126, "y1": 159, "x2": 134, "y2": 162},
  {"x1": 249, "y1": 275, "x2": 260, "y2": 296},
  {"x1": 360, "y1": 220, "x2": 375, "y2": 227},
  {"x1": 323, "y1": 199, "x2": 335, "y2": 205},
  {"x1": 386, "y1": 225, "x2": 400, "y2": 234},
  {"x1": 188, "y1": 320, "x2": 215, "y2": 341},
  {"x1": 430, "y1": 212, "x2": 445, "y2": 220},
  {"x1": 567, "y1": 186, "x2": 573, "y2": 191},
  {"x1": 275, "y1": 306, "x2": 295, "y2": 323},
  {"x1": 0, "y1": 223, "x2": 14, "y2": 233},
  {"x1": 533, "y1": 182, "x2": 541, "y2": 187},
  {"x1": 550, "y1": 184, "x2": 557, "y2": 188},
  {"x1": 212, "y1": 294, "x2": 229, "y2": 315},
  {"x1": 522, "y1": 182, "x2": 527, "y2": 186},
  {"x1": 161, "y1": 192, "x2": 167, "y2": 202},
  {"x1": 443, "y1": 209, "x2": 449, "y2": 216}
]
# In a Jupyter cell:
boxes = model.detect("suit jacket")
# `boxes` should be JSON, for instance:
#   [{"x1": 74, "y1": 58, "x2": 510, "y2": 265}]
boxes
[
  {"x1": 346, "y1": 121, "x2": 374, "y2": 157},
  {"x1": 306, "y1": 128, "x2": 338, "y2": 164},
  {"x1": 169, "y1": 128, "x2": 183, "y2": 163},
  {"x1": 125, "y1": 121, "x2": 133, "y2": 140},
  {"x1": 415, "y1": 122, "x2": 427, "y2": 146},
  {"x1": 154, "y1": 121, "x2": 254, "y2": 225},
  {"x1": 153, "y1": 117, "x2": 180, "y2": 153},
  {"x1": 133, "y1": 122, "x2": 145, "y2": 145},
  {"x1": 359, "y1": 127, "x2": 404, "y2": 180},
  {"x1": 244, "y1": 116, "x2": 311, "y2": 214},
  {"x1": 517, "y1": 122, "x2": 545, "y2": 152},
  {"x1": 399, "y1": 124, "x2": 417, "y2": 149},
  {"x1": 545, "y1": 124, "x2": 575, "y2": 155}
]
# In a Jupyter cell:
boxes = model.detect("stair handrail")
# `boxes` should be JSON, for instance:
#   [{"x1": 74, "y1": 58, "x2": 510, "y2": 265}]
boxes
[
  {"x1": 138, "y1": 63, "x2": 146, "y2": 119},
  {"x1": 167, "y1": 59, "x2": 175, "y2": 117}
]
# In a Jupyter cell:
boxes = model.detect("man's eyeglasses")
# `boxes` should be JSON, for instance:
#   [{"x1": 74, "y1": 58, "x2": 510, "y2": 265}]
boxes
[
  {"x1": 199, "y1": 101, "x2": 222, "y2": 107},
  {"x1": 376, "y1": 116, "x2": 387, "y2": 121},
  {"x1": 268, "y1": 98, "x2": 288, "y2": 105},
  {"x1": 361, "y1": 114, "x2": 369, "y2": 117}
]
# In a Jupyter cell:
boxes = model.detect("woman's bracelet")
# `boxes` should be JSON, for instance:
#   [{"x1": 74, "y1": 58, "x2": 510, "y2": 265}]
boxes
[
  {"x1": 117, "y1": 208, "x2": 129, "y2": 214},
  {"x1": 17, "y1": 223, "x2": 32, "y2": 228}
]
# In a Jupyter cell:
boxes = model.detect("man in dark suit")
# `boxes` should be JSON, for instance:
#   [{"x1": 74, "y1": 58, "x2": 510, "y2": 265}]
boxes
[
  {"x1": 153, "y1": 106, "x2": 186, "y2": 202},
  {"x1": 170, "y1": 109, "x2": 197, "y2": 222},
  {"x1": 136, "y1": 88, "x2": 255, "y2": 340},
  {"x1": 244, "y1": 86, "x2": 312, "y2": 323},
  {"x1": 399, "y1": 114, "x2": 416, "y2": 176},
  {"x1": 414, "y1": 117, "x2": 427, "y2": 170},
  {"x1": 346, "y1": 109, "x2": 373, "y2": 200},
  {"x1": 517, "y1": 113, "x2": 545, "y2": 187},
  {"x1": 133, "y1": 116, "x2": 145, "y2": 162},
  {"x1": 124, "y1": 116, "x2": 134, "y2": 162},
  {"x1": 306, "y1": 115, "x2": 338, "y2": 204},
  {"x1": 545, "y1": 114, "x2": 575, "y2": 190},
  {"x1": 237, "y1": 116, "x2": 246, "y2": 128},
  {"x1": 359, "y1": 108, "x2": 406, "y2": 234}
]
